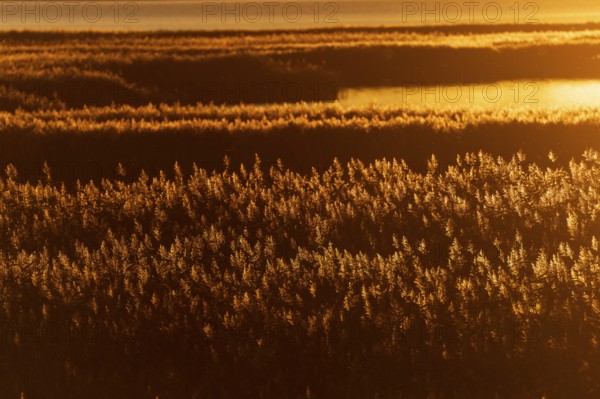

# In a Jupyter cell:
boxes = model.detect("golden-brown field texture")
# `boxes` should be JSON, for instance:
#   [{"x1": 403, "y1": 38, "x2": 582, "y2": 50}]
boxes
[
  {"x1": 4, "y1": 25, "x2": 600, "y2": 107},
  {"x1": 2, "y1": 152, "x2": 600, "y2": 397},
  {"x1": 2, "y1": 26, "x2": 600, "y2": 398},
  {"x1": 3, "y1": 103, "x2": 600, "y2": 184}
]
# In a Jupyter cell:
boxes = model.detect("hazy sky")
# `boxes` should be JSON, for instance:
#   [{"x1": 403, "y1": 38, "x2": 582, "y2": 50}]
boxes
[{"x1": 2, "y1": 0, "x2": 598, "y2": 30}]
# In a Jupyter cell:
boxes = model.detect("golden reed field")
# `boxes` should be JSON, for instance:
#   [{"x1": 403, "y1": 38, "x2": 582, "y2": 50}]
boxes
[{"x1": 3, "y1": 12, "x2": 600, "y2": 399}]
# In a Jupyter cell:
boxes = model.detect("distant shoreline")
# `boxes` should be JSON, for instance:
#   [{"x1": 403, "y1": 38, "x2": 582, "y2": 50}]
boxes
[{"x1": 2, "y1": 21, "x2": 600, "y2": 35}]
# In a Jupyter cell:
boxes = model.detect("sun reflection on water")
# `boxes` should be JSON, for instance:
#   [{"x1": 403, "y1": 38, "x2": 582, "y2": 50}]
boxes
[{"x1": 339, "y1": 80, "x2": 600, "y2": 110}]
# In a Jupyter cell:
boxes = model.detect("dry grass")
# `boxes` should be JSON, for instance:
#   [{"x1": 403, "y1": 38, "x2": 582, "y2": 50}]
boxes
[
  {"x1": 2, "y1": 103, "x2": 600, "y2": 186},
  {"x1": 2, "y1": 151, "x2": 600, "y2": 397},
  {"x1": 3, "y1": 25, "x2": 600, "y2": 106},
  {"x1": 3, "y1": 24, "x2": 600, "y2": 398}
]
